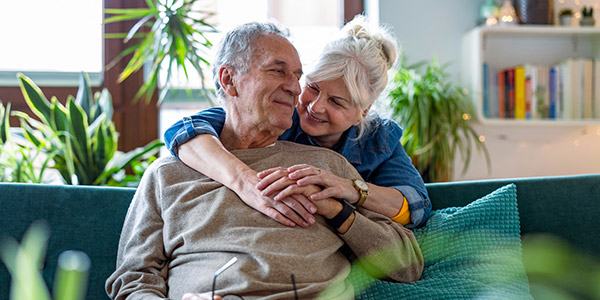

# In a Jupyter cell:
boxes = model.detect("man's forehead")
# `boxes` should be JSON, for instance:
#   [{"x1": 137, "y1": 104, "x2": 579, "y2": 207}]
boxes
[{"x1": 253, "y1": 35, "x2": 302, "y2": 69}]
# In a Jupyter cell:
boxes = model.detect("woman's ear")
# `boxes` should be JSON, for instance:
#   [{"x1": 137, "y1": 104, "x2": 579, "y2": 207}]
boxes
[
  {"x1": 361, "y1": 105, "x2": 371, "y2": 118},
  {"x1": 219, "y1": 65, "x2": 237, "y2": 97}
]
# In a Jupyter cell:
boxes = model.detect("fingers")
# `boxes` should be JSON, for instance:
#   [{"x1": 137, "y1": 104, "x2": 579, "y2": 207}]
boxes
[
  {"x1": 263, "y1": 206, "x2": 297, "y2": 227},
  {"x1": 266, "y1": 200, "x2": 313, "y2": 228},
  {"x1": 182, "y1": 292, "x2": 222, "y2": 300},
  {"x1": 259, "y1": 176, "x2": 297, "y2": 197},
  {"x1": 308, "y1": 186, "x2": 345, "y2": 201},
  {"x1": 257, "y1": 166, "x2": 284, "y2": 179},
  {"x1": 256, "y1": 168, "x2": 290, "y2": 191},
  {"x1": 287, "y1": 165, "x2": 322, "y2": 181}
]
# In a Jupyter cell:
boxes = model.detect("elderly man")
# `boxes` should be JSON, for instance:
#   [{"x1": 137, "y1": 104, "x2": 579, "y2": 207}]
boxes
[{"x1": 106, "y1": 22, "x2": 423, "y2": 300}]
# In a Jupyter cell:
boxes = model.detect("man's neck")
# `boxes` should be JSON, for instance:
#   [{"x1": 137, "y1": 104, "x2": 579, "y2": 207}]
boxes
[{"x1": 220, "y1": 111, "x2": 282, "y2": 151}]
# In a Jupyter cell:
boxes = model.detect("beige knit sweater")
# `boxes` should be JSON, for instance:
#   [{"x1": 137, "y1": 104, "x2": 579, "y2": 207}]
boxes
[{"x1": 106, "y1": 141, "x2": 423, "y2": 300}]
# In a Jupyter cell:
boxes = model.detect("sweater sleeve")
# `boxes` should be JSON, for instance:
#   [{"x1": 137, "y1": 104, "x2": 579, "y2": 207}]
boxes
[
  {"x1": 105, "y1": 164, "x2": 170, "y2": 300},
  {"x1": 337, "y1": 157, "x2": 424, "y2": 283},
  {"x1": 340, "y1": 208, "x2": 424, "y2": 282}
]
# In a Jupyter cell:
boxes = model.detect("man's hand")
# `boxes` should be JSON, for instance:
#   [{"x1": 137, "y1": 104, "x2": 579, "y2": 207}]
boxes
[
  {"x1": 234, "y1": 167, "x2": 316, "y2": 228},
  {"x1": 182, "y1": 292, "x2": 222, "y2": 300}
]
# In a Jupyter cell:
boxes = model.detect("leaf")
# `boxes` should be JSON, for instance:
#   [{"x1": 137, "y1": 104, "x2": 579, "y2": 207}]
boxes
[
  {"x1": 94, "y1": 139, "x2": 163, "y2": 185},
  {"x1": 17, "y1": 73, "x2": 52, "y2": 125},
  {"x1": 0, "y1": 220, "x2": 52, "y2": 300},
  {"x1": 67, "y1": 98, "x2": 91, "y2": 183},
  {"x1": 74, "y1": 72, "x2": 94, "y2": 119}
]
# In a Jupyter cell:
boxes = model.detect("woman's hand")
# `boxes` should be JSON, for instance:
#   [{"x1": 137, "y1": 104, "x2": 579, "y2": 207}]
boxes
[
  {"x1": 182, "y1": 292, "x2": 222, "y2": 300},
  {"x1": 236, "y1": 168, "x2": 316, "y2": 228},
  {"x1": 261, "y1": 164, "x2": 360, "y2": 204}
]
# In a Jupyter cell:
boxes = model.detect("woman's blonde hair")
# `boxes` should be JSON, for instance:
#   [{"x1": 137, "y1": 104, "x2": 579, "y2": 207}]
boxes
[{"x1": 305, "y1": 15, "x2": 399, "y2": 139}]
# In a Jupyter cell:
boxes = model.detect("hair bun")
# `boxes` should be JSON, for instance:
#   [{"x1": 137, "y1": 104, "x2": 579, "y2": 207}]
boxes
[{"x1": 342, "y1": 15, "x2": 398, "y2": 70}]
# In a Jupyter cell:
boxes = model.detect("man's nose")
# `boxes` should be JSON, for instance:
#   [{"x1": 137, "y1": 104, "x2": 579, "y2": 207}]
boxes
[{"x1": 283, "y1": 75, "x2": 301, "y2": 96}]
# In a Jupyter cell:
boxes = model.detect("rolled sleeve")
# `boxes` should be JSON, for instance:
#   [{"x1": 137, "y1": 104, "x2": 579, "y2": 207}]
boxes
[
  {"x1": 163, "y1": 107, "x2": 227, "y2": 157},
  {"x1": 392, "y1": 185, "x2": 431, "y2": 229}
]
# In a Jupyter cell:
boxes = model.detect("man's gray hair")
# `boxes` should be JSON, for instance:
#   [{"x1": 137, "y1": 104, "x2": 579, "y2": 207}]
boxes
[{"x1": 213, "y1": 22, "x2": 291, "y2": 99}]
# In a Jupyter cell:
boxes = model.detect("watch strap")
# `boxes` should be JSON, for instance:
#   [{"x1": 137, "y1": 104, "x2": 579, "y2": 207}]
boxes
[{"x1": 326, "y1": 199, "x2": 355, "y2": 229}]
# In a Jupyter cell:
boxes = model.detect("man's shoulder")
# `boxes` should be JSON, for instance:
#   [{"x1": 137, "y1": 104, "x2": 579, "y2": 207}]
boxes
[
  {"x1": 146, "y1": 156, "x2": 197, "y2": 177},
  {"x1": 275, "y1": 141, "x2": 346, "y2": 159}
]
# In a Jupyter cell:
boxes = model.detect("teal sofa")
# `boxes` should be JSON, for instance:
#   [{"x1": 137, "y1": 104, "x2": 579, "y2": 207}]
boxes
[{"x1": 1, "y1": 174, "x2": 599, "y2": 300}]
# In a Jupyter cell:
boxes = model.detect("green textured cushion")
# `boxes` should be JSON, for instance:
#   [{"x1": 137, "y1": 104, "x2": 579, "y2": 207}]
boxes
[{"x1": 352, "y1": 184, "x2": 533, "y2": 300}]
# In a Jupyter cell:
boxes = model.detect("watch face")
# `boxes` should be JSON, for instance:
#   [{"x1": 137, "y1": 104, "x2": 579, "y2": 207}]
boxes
[{"x1": 355, "y1": 180, "x2": 368, "y2": 191}]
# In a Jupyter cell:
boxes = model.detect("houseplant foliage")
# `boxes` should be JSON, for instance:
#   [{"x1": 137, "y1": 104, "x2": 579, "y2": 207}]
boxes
[
  {"x1": 0, "y1": 220, "x2": 90, "y2": 300},
  {"x1": 104, "y1": 0, "x2": 217, "y2": 103},
  {"x1": 0, "y1": 101, "x2": 55, "y2": 183},
  {"x1": 13, "y1": 72, "x2": 163, "y2": 185},
  {"x1": 388, "y1": 58, "x2": 490, "y2": 182}
]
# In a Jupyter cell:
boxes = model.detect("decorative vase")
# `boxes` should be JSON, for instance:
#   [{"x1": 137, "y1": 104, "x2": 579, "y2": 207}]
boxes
[
  {"x1": 560, "y1": 15, "x2": 573, "y2": 26},
  {"x1": 580, "y1": 16, "x2": 595, "y2": 26},
  {"x1": 515, "y1": 0, "x2": 554, "y2": 25}
]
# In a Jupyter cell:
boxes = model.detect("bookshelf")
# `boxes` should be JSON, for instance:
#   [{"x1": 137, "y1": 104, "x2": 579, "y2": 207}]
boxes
[{"x1": 461, "y1": 25, "x2": 600, "y2": 125}]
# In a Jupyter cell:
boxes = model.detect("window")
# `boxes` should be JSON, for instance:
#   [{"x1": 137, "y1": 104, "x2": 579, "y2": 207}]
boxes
[{"x1": 0, "y1": 0, "x2": 103, "y2": 86}]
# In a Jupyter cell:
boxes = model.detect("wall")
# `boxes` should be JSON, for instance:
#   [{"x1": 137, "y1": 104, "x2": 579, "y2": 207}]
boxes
[{"x1": 375, "y1": 0, "x2": 600, "y2": 180}]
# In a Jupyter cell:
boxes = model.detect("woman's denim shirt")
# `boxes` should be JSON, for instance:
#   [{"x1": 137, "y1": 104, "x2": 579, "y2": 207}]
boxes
[{"x1": 164, "y1": 107, "x2": 431, "y2": 228}]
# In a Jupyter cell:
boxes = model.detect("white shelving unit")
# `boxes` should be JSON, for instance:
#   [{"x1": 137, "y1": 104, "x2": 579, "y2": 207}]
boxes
[{"x1": 461, "y1": 25, "x2": 600, "y2": 126}]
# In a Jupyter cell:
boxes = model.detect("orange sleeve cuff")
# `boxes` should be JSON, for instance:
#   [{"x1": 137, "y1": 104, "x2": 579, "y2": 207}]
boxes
[{"x1": 390, "y1": 196, "x2": 411, "y2": 225}]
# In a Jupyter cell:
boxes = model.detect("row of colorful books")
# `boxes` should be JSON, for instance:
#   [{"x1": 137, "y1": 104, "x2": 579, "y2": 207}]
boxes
[{"x1": 482, "y1": 58, "x2": 600, "y2": 120}]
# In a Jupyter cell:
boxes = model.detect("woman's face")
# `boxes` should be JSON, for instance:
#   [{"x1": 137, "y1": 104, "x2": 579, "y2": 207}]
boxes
[{"x1": 296, "y1": 77, "x2": 363, "y2": 148}]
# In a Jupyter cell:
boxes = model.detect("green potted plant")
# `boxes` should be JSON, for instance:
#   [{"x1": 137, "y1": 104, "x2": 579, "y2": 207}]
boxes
[
  {"x1": 104, "y1": 0, "x2": 217, "y2": 103},
  {"x1": 388, "y1": 58, "x2": 490, "y2": 182},
  {"x1": 580, "y1": 6, "x2": 595, "y2": 26},
  {"x1": 558, "y1": 9, "x2": 573, "y2": 26}
]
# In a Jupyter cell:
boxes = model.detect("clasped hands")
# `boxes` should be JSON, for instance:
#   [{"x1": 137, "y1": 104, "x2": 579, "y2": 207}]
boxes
[{"x1": 237, "y1": 164, "x2": 359, "y2": 228}]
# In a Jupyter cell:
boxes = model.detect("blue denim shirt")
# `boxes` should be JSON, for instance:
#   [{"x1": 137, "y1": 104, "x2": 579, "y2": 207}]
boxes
[{"x1": 164, "y1": 107, "x2": 431, "y2": 227}]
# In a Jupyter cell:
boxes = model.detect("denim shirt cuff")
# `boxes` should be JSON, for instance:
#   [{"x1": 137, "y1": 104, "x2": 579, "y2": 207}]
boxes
[
  {"x1": 393, "y1": 185, "x2": 429, "y2": 229},
  {"x1": 169, "y1": 117, "x2": 219, "y2": 157}
]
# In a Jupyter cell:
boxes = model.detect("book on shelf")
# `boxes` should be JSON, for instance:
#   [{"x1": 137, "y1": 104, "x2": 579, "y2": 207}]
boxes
[
  {"x1": 515, "y1": 66, "x2": 526, "y2": 119},
  {"x1": 582, "y1": 59, "x2": 593, "y2": 119},
  {"x1": 506, "y1": 68, "x2": 515, "y2": 119},
  {"x1": 481, "y1": 58, "x2": 599, "y2": 120},
  {"x1": 498, "y1": 69, "x2": 505, "y2": 118},
  {"x1": 595, "y1": 60, "x2": 600, "y2": 118}
]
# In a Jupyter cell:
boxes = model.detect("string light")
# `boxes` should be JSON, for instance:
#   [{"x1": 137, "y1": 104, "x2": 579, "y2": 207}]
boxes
[{"x1": 479, "y1": 135, "x2": 486, "y2": 142}]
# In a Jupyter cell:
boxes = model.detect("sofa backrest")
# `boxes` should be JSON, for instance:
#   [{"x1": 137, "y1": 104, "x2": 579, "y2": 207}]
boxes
[
  {"x1": 426, "y1": 174, "x2": 600, "y2": 258},
  {"x1": 1, "y1": 174, "x2": 599, "y2": 300},
  {"x1": 0, "y1": 183, "x2": 135, "y2": 300}
]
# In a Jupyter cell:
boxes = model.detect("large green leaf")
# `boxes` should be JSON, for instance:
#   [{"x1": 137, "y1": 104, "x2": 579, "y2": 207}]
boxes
[
  {"x1": 95, "y1": 139, "x2": 163, "y2": 185},
  {"x1": 74, "y1": 72, "x2": 94, "y2": 119},
  {"x1": 67, "y1": 98, "x2": 92, "y2": 183},
  {"x1": 0, "y1": 101, "x2": 10, "y2": 144},
  {"x1": 17, "y1": 73, "x2": 52, "y2": 125},
  {"x1": 0, "y1": 221, "x2": 51, "y2": 300}
]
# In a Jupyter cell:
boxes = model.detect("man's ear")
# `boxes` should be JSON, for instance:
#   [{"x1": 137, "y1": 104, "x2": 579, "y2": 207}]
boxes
[{"x1": 219, "y1": 65, "x2": 237, "y2": 97}]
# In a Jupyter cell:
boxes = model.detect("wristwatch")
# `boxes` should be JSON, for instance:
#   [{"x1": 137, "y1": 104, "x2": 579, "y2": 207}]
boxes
[
  {"x1": 352, "y1": 179, "x2": 369, "y2": 207},
  {"x1": 326, "y1": 199, "x2": 355, "y2": 229}
]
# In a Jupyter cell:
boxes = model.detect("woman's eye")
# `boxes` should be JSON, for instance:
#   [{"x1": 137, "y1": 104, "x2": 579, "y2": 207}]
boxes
[{"x1": 330, "y1": 98, "x2": 343, "y2": 107}]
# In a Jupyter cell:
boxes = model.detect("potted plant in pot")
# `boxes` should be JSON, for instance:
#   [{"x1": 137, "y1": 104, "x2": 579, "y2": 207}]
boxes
[
  {"x1": 559, "y1": 9, "x2": 573, "y2": 26},
  {"x1": 388, "y1": 58, "x2": 490, "y2": 182},
  {"x1": 580, "y1": 6, "x2": 595, "y2": 26}
]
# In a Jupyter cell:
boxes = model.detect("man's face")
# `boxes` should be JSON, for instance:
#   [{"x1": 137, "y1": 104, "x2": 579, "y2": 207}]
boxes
[{"x1": 232, "y1": 34, "x2": 303, "y2": 135}]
